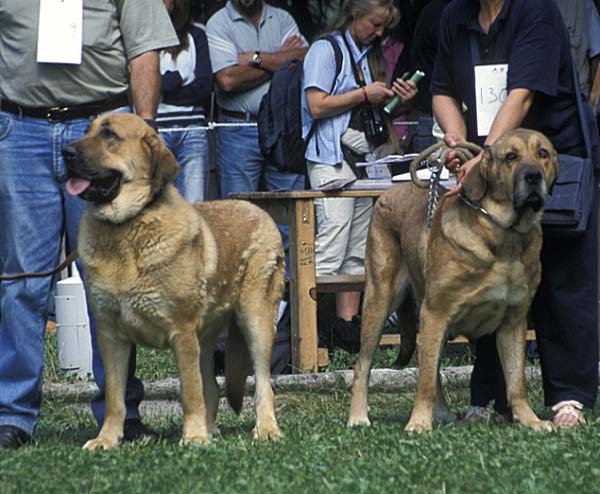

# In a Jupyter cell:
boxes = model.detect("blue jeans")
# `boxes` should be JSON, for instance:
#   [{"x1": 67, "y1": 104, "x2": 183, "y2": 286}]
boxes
[
  {"x1": 0, "y1": 109, "x2": 143, "y2": 435},
  {"x1": 159, "y1": 122, "x2": 208, "y2": 203},
  {"x1": 217, "y1": 115, "x2": 305, "y2": 273}
]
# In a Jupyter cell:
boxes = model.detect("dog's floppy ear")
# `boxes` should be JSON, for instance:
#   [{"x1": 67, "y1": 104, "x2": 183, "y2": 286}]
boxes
[
  {"x1": 461, "y1": 148, "x2": 491, "y2": 202},
  {"x1": 547, "y1": 149, "x2": 560, "y2": 196},
  {"x1": 144, "y1": 132, "x2": 180, "y2": 193}
]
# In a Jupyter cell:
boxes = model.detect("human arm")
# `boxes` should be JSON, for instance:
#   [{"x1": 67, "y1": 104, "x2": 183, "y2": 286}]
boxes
[
  {"x1": 590, "y1": 61, "x2": 600, "y2": 115},
  {"x1": 439, "y1": 88, "x2": 534, "y2": 195},
  {"x1": 216, "y1": 35, "x2": 307, "y2": 94},
  {"x1": 587, "y1": 0, "x2": 600, "y2": 113},
  {"x1": 305, "y1": 82, "x2": 393, "y2": 119},
  {"x1": 128, "y1": 50, "x2": 161, "y2": 120}
]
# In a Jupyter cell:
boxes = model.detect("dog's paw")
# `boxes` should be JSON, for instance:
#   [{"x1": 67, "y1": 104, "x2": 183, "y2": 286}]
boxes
[
  {"x1": 252, "y1": 424, "x2": 283, "y2": 441},
  {"x1": 347, "y1": 415, "x2": 372, "y2": 428},
  {"x1": 82, "y1": 436, "x2": 120, "y2": 451},
  {"x1": 404, "y1": 420, "x2": 432, "y2": 433},
  {"x1": 179, "y1": 434, "x2": 210, "y2": 447},
  {"x1": 521, "y1": 419, "x2": 554, "y2": 432}
]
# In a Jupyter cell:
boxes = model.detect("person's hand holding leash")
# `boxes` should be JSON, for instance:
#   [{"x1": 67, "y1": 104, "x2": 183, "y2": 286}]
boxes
[{"x1": 443, "y1": 132, "x2": 483, "y2": 197}]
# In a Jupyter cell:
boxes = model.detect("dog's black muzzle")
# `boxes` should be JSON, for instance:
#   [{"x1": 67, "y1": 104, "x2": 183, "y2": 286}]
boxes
[
  {"x1": 61, "y1": 145, "x2": 122, "y2": 204},
  {"x1": 513, "y1": 164, "x2": 546, "y2": 213}
]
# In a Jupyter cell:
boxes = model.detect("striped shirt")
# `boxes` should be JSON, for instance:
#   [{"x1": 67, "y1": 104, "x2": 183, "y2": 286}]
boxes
[
  {"x1": 302, "y1": 30, "x2": 374, "y2": 165},
  {"x1": 206, "y1": 1, "x2": 307, "y2": 115}
]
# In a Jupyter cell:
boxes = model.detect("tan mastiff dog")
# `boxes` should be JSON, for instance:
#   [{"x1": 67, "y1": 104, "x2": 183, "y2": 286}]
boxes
[
  {"x1": 348, "y1": 129, "x2": 559, "y2": 432},
  {"x1": 62, "y1": 113, "x2": 284, "y2": 449}
]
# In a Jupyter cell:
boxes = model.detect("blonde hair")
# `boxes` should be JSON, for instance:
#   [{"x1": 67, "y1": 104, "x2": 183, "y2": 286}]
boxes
[
  {"x1": 335, "y1": 0, "x2": 401, "y2": 151},
  {"x1": 334, "y1": 0, "x2": 400, "y2": 33}
]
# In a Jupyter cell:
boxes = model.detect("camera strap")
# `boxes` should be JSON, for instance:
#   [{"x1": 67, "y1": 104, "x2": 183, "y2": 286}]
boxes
[{"x1": 341, "y1": 31, "x2": 366, "y2": 88}]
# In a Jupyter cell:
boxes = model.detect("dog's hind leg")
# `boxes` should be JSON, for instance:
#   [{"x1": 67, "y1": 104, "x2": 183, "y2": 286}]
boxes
[
  {"x1": 496, "y1": 320, "x2": 553, "y2": 431},
  {"x1": 235, "y1": 300, "x2": 283, "y2": 440},
  {"x1": 83, "y1": 332, "x2": 131, "y2": 450},
  {"x1": 199, "y1": 331, "x2": 220, "y2": 436},
  {"x1": 171, "y1": 327, "x2": 210, "y2": 445},
  {"x1": 234, "y1": 255, "x2": 284, "y2": 441},
  {"x1": 348, "y1": 228, "x2": 405, "y2": 428}
]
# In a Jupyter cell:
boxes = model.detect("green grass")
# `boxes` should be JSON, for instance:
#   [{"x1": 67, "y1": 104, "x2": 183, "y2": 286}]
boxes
[
  {"x1": 7, "y1": 332, "x2": 592, "y2": 494},
  {"x1": 2, "y1": 383, "x2": 600, "y2": 494}
]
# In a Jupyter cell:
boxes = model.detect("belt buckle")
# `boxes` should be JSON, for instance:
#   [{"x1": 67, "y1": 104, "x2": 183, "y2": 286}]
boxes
[{"x1": 46, "y1": 106, "x2": 70, "y2": 123}]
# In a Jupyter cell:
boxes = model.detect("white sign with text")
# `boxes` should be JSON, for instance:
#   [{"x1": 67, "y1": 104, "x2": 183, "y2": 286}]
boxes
[
  {"x1": 474, "y1": 64, "x2": 508, "y2": 136},
  {"x1": 37, "y1": 0, "x2": 83, "y2": 64}
]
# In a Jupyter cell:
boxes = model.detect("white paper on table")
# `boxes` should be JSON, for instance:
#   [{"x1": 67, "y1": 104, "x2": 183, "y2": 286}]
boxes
[
  {"x1": 392, "y1": 167, "x2": 449, "y2": 182},
  {"x1": 355, "y1": 153, "x2": 420, "y2": 167},
  {"x1": 37, "y1": 0, "x2": 83, "y2": 65},
  {"x1": 474, "y1": 63, "x2": 508, "y2": 136}
]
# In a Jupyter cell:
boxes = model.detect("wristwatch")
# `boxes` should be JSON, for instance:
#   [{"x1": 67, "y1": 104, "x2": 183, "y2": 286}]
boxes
[{"x1": 252, "y1": 51, "x2": 262, "y2": 66}]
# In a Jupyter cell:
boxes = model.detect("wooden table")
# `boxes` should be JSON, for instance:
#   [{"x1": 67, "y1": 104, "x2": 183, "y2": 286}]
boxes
[{"x1": 230, "y1": 189, "x2": 388, "y2": 373}]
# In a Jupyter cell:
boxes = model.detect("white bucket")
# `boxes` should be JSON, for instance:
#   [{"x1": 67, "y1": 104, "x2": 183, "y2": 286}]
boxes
[{"x1": 54, "y1": 265, "x2": 93, "y2": 379}]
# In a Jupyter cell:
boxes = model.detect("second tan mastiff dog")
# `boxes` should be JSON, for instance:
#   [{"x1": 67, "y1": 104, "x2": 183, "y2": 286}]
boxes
[
  {"x1": 348, "y1": 129, "x2": 559, "y2": 432},
  {"x1": 62, "y1": 113, "x2": 284, "y2": 449}
]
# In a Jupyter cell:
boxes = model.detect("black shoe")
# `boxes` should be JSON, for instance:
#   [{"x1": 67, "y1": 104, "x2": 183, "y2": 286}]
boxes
[
  {"x1": 0, "y1": 425, "x2": 31, "y2": 449},
  {"x1": 122, "y1": 419, "x2": 159, "y2": 442},
  {"x1": 330, "y1": 316, "x2": 361, "y2": 354}
]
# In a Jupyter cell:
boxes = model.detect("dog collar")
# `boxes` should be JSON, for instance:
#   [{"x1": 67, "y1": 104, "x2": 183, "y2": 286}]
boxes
[{"x1": 459, "y1": 192, "x2": 507, "y2": 229}]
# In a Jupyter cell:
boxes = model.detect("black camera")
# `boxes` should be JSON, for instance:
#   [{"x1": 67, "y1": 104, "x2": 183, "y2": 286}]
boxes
[
  {"x1": 349, "y1": 104, "x2": 388, "y2": 147},
  {"x1": 362, "y1": 106, "x2": 388, "y2": 147}
]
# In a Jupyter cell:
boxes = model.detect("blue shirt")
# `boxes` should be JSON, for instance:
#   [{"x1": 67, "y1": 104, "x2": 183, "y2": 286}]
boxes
[
  {"x1": 431, "y1": 0, "x2": 585, "y2": 156},
  {"x1": 302, "y1": 30, "x2": 374, "y2": 165},
  {"x1": 206, "y1": 1, "x2": 307, "y2": 115}
]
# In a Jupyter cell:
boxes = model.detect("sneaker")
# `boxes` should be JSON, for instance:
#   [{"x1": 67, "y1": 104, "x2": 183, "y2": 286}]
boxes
[
  {"x1": 330, "y1": 316, "x2": 361, "y2": 354},
  {"x1": 460, "y1": 406, "x2": 511, "y2": 426},
  {"x1": 0, "y1": 425, "x2": 31, "y2": 449},
  {"x1": 122, "y1": 419, "x2": 159, "y2": 442}
]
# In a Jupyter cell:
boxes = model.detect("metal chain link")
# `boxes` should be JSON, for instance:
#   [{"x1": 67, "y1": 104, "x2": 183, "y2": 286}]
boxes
[{"x1": 426, "y1": 158, "x2": 443, "y2": 229}]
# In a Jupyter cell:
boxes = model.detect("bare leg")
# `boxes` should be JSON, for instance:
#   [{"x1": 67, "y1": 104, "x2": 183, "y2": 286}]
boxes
[{"x1": 336, "y1": 291, "x2": 361, "y2": 320}]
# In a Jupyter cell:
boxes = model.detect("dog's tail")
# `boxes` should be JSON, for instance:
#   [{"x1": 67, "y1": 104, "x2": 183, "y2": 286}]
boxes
[
  {"x1": 394, "y1": 290, "x2": 418, "y2": 368},
  {"x1": 225, "y1": 323, "x2": 252, "y2": 414}
]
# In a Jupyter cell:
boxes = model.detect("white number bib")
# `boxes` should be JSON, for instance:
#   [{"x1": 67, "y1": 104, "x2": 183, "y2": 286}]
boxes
[
  {"x1": 474, "y1": 64, "x2": 508, "y2": 136},
  {"x1": 37, "y1": 0, "x2": 83, "y2": 65}
]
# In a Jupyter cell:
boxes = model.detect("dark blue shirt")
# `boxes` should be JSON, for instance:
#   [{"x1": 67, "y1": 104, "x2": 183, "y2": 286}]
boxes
[{"x1": 431, "y1": 0, "x2": 585, "y2": 156}]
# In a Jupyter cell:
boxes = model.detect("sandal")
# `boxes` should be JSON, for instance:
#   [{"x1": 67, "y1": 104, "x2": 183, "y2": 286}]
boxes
[{"x1": 551, "y1": 400, "x2": 586, "y2": 429}]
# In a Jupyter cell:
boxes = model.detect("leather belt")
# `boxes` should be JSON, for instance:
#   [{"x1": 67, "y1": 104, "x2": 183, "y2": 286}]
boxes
[
  {"x1": 220, "y1": 109, "x2": 258, "y2": 122},
  {"x1": 0, "y1": 92, "x2": 130, "y2": 123}
]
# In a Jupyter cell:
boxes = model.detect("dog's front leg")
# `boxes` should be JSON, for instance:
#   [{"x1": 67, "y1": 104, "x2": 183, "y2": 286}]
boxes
[
  {"x1": 171, "y1": 330, "x2": 210, "y2": 445},
  {"x1": 83, "y1": 332, "x2": 131, "y2": 450},
  {"x1": 496, "y1": 320, "x2": 553, "y2": 431},
  {"x1": 405, "y1": 307, "x2": 446, "y2": 432}
]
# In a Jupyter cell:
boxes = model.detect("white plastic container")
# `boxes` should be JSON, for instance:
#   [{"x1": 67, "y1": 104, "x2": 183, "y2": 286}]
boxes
[{"x1": 54, "y1": 265, "x2": 93, "y2": 378}]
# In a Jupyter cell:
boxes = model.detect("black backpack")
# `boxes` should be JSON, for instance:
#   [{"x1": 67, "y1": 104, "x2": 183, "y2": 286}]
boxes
[{"x1": 258, "y1": 35, "x2": 343, "y2": 175}]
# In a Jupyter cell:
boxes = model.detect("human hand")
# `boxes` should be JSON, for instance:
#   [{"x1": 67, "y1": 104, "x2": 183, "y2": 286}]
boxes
[
  {"x1": 364, "y1": 81, "x2": 394, "y2": 104},
  {"x1": 445, "y1": 153, "x2": 481, "y2": 197},
  {"x1": 390, "y1": 77, "x2": 418, "y2": 103},
  {"x1": 281, "y1": 35, "x2": 304, "y2": 51}
]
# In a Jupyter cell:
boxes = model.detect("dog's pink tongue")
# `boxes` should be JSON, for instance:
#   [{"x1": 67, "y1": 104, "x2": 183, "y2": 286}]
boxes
[{"x1": 66, "y1": 177, "x2": 91, "y2": 196}]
